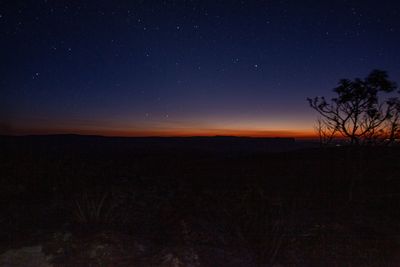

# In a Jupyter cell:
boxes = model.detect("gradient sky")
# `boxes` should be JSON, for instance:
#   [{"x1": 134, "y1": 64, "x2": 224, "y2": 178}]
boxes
[{"x1": 2, "y1": 0, "x2": 400, "y2": 137}]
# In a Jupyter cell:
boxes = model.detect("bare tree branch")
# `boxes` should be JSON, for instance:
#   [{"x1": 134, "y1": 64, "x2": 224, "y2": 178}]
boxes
[{"x1": 307, "y1": 70, "x2": 398, "y2": 145}]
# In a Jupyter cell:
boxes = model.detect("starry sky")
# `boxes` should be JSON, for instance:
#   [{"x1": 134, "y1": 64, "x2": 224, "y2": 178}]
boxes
[{"x1": 2, "y1": 0, "x2": 400, "y2": 137}]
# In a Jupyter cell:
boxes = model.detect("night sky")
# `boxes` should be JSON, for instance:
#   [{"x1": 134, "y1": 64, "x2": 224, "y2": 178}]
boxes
[{"x1": 2, "y1": 1, "x2": 400, "y2": 137}]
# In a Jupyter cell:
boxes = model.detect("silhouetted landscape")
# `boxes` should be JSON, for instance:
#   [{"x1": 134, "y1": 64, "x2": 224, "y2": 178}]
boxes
[
  {"x1": 1, "y1": 135, "x2": 400, "y2": 266},
  {"x1": 3, "y1": 1, "x2": 400, "y2": 266}
]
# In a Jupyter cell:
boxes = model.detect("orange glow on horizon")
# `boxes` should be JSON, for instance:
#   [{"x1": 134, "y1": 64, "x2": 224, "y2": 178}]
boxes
[{"x1": 7, "y1": 126, "x2": 317, "y2": 139}]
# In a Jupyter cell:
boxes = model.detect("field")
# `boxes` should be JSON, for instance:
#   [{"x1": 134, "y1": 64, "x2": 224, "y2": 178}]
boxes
[{"x1": 1, "y1": 135, "x2": 400, "y2": 266}]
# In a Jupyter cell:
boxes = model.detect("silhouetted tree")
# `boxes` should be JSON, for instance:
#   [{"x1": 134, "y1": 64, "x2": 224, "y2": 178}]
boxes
[
  {"x1": 385, "y1": 96, "x2": 400, "y2": 144},
  {"x1": 307, "y1": 70, "x2": 398, "y2": 145},
  {"x1": 314, "y1": 118, "x2": 337, "y2": 146}
]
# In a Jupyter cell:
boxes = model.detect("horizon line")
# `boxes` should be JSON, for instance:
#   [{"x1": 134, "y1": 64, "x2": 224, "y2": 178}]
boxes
[
  {"x1": 1, "y1": 132, "x2": 319, "y2": 140},
  {"x1": 2, "y1": 127, "x2": 317, "y2": 139}
]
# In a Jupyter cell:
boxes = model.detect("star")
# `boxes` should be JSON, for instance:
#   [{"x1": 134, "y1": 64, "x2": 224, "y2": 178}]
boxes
[{"x1": 32, "y1": 73, "x2": 40, "y2": 79}]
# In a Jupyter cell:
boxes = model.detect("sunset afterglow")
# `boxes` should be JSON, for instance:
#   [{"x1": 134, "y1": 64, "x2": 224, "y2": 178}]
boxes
[{"x1": 2, "y1": 1, "x2": 399, "y2": 137}]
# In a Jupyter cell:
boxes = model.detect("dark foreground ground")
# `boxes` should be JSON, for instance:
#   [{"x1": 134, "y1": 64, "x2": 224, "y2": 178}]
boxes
[{"x1": 0, "y1": 135, "x2": 400, "y2": 266}]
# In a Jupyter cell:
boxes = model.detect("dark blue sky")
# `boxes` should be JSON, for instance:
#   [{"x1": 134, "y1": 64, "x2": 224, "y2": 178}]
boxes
[{"x1": 2, "y1": 0, "x2": 400, "y2": 137}]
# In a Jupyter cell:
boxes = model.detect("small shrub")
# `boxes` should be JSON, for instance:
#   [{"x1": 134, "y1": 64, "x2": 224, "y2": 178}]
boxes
[{"x1": 73, "y1": 187, "x2": 130, "y2": 226}]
